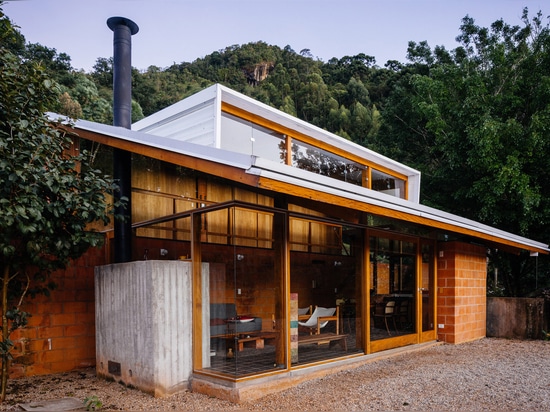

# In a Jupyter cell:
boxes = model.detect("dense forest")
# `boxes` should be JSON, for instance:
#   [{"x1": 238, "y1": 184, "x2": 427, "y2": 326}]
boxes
[{"x1": 3, "y1": 6, "x2": 550, "y2": 296}]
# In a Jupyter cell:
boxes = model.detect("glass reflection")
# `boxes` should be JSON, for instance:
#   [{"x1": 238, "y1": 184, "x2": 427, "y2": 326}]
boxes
[{"x1": 370, "y1": 236, "x2": 416, "y2": 340}]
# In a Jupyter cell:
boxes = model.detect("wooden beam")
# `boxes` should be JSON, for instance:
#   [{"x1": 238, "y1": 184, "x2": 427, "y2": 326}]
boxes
[{"x1": 191, "y1": 213, "x2": 203, "y2": 370}]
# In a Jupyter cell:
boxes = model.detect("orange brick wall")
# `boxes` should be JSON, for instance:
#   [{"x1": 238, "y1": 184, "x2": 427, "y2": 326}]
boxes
[
  {"x1": 437, "y1": 241, "x2": 487, "y2": 344},
  {"x1": 9, "y1": 244, "x2": 107, "y2": 378}
]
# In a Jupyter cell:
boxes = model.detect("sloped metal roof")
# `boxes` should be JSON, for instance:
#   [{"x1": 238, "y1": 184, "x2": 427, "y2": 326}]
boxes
[
  {"x1": 249, "y1": 157, "x2": 549, "y2": 253},
  {"x1": 49, "y1": 113, "x2": 253, "y2": 170},
  {"x1": 48, "y1": 95, "x2": 549, "y2": 254}
]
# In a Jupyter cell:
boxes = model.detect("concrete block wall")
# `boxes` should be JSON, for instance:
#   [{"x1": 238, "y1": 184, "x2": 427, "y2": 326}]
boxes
[
  {"x1": 9, "y1": 245, "x2": 106, "y2": 378},
  {"x1": 437, "y1": 241, "x2": 487, "y2": 344}
]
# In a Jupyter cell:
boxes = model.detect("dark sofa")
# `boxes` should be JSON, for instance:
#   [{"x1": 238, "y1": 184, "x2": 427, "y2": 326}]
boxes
[{"x1": 210, "y1": 303, "x2": 262, "y2": 336}]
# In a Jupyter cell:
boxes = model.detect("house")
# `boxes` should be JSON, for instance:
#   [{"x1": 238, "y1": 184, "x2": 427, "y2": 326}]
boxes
[{"x1": 11, "y1": 83, "x2": 548, "y2": 402}]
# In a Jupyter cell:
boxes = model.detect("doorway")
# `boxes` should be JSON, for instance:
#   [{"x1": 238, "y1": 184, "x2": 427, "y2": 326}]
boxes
[{"x1": 368, "y1": 231, "x2": 436, "y2": 352}]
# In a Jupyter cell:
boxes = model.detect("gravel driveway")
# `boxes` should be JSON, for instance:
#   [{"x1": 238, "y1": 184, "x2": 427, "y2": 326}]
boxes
[{"x1": 2, "y1": 338, "x2": 549, "y2": 411}]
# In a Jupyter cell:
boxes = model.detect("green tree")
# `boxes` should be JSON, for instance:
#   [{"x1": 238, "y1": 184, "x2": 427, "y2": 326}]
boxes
[
  {"x1": 62, "y1": 73, "x2": 113, "y2": 123},
  {"x1": 0, "y1": 7, "x2": 122, "y2": 400},
  {"x1": 90, "y1": 57, "x2": 113, "y2": 89},
  {"x1": 1, "y1": 12, "x2": 24, "y2": 55},
  {"x1": 23, "y1": 42, "x2": 72, "y2": 74},
  {"x1": 377, "y1": 8, "x2": 550, "y2": 295}
]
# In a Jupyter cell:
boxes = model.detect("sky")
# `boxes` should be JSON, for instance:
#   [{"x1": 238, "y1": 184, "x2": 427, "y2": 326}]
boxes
[{"x1": 3, "y1": 0, "x2": 546, "y2": 72}]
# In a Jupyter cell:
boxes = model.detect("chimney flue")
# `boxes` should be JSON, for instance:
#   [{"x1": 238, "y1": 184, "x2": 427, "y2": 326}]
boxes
[
  {"x1": 108, "y1": 17, "x2": 138, "y2": 263},
  {"x1": 107, "y1": 17, "x2": 138, "y2": 128}
]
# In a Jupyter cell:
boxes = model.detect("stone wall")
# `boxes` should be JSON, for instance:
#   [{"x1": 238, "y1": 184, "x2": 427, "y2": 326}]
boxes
[{"x1": 487, "y1": 297, "x2": 548, "y2": 339}]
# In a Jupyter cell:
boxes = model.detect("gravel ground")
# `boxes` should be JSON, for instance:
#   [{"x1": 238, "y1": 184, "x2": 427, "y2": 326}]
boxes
[{"x1": 1, "y1": 338, "x2": 549, "y2": 411}]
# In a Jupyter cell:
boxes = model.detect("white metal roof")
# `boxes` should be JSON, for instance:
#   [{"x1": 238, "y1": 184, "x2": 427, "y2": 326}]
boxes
[
  {"x1": 48, "y1": 112, "x2": 253, "y2": 170},
  {"x1": 132, "y1": 84, "x2": 422, "y2": 202}
]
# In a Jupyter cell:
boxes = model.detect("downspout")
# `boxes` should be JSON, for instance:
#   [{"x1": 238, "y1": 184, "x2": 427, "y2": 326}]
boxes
[{"x1": 107, "y1": 17, "x2": 139, "y2": 263}]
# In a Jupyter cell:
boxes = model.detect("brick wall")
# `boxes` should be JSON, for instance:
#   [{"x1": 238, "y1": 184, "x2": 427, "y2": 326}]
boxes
[
  {"x1": 437, "y1": 241, "x2": 487, "y2": 344},
  {"x1": 9, "y1": 244, "x2": 107, "y2": 378}
]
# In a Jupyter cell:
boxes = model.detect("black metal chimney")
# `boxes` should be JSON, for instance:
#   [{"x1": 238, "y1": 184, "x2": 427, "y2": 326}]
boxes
[{"x1": 107, "y1": 17, "x2": 139, "y2": 263}]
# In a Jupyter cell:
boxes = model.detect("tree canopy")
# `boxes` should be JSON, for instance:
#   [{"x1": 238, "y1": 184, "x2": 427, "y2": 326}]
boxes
[{"x1": 374, "y1": 8, "x2": 550, "y2": 295}]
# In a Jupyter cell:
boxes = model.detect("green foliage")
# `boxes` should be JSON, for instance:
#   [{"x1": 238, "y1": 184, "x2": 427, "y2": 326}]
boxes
[
  {"x1": 84, "y1": 395, "x2": 103, "y2": 411},
  {"x1": 0, "y1": 7, "x2": 24, "y2": 55},
  {"x1": 23, "y1": 42, "x2": 72, "y2": 74},
  {"x1": 375, "y1": 7, "x2": 550, "y2": 296},
  {"x1": 0, "y1": 5, "x2": 122, "y2": 401}
]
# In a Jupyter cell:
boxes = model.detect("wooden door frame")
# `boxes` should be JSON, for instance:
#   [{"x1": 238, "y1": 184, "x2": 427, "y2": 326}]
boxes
[{"x1": 419, "y1": 239, "x2": 437, "y2": 343}]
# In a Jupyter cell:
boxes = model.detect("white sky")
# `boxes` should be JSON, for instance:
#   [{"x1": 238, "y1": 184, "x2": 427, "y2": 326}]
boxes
[{"x1": 3, "y1": 0, "x2": 546, "y2": 72}]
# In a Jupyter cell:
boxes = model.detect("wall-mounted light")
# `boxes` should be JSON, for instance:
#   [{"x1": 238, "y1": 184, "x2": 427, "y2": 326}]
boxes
[{"x1": 237, "y1": 254, "x2": 244, "y2": 261}]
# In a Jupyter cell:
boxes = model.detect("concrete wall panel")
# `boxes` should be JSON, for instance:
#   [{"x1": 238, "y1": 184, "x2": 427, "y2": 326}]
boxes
[{"x1": 95, "y1": 260, "x2": 199, "y2": 397}]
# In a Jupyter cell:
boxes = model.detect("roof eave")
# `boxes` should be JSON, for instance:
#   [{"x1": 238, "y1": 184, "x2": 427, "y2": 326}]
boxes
[{"x1": 248, "y1": 158, "x2": 549, "y2": 254}]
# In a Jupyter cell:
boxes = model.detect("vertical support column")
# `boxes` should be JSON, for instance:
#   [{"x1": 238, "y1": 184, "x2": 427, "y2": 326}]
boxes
[
  {"x1": 437, "y1": 242, "x2": 487, "y2": 344},
  {"x1": 361, "y1": 228, "x2": 369, "y2": 353},
  {"x1": 272, "y1": 208, "x2": 287, "y2": 368},
  {"x1": 191, "y1": 212, "x2": 203, "y2": 369}
]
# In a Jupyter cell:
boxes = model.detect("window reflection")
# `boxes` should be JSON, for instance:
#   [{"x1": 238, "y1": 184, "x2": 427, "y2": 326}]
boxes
[
  {"x1": 220, "y1": 113, "x2": 285, "y2": 162},
  {"x1": 290, "y1": 223, "x2": 363, "y2": 365},
  {"x1": 291, "y1": 140, "x2": 364, "y2": 186},
  {"x1": 371, "y1": 169, "x2": 405, "y2": 199},
  {"x1": 200, "y1": 205, "x2": 285, "y2": 377},
  {"x1": 221, "y1": 112, "x2": 407, "y2": 199}
]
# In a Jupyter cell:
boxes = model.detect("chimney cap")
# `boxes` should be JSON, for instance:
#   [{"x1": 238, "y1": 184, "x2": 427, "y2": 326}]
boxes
[{"x1": 107, "y1": 16, "x2": 139, "y2": 35}]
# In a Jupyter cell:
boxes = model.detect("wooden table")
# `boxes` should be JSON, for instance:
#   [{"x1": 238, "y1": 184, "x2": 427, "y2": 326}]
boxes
[{"x1": 225, "y1": 332, "x2": 277, "y2": 352}]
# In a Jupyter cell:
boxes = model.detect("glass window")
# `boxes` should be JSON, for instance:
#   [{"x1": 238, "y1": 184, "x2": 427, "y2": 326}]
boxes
[
  {"x1": 371, "y1": 169, "x2": 405, "y2": 199},
  {"x1": 421, "y1": 243, "x2": 435, "y2": 332},
  {"x1": 198, "y1": 205, "x2": 286, "y2": 377},
  {"x1": 291, "y1": 140, "x2": 365, "y2": 186},
  {"x1": 290, "y1": 222, "x2": 363, "y2": 365},
  {"x1": 370, "y1": 236, "x2": 416, "y2": 340},
  {"x1": 132, "y1": 156, "x2": 198, "y2": 240},
  {"x1": 289, "y1": 218, "x2": 341, "y2": 254},
  {"x1": 220, "y1": 113, "x2": 286, "y2": 162}
]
